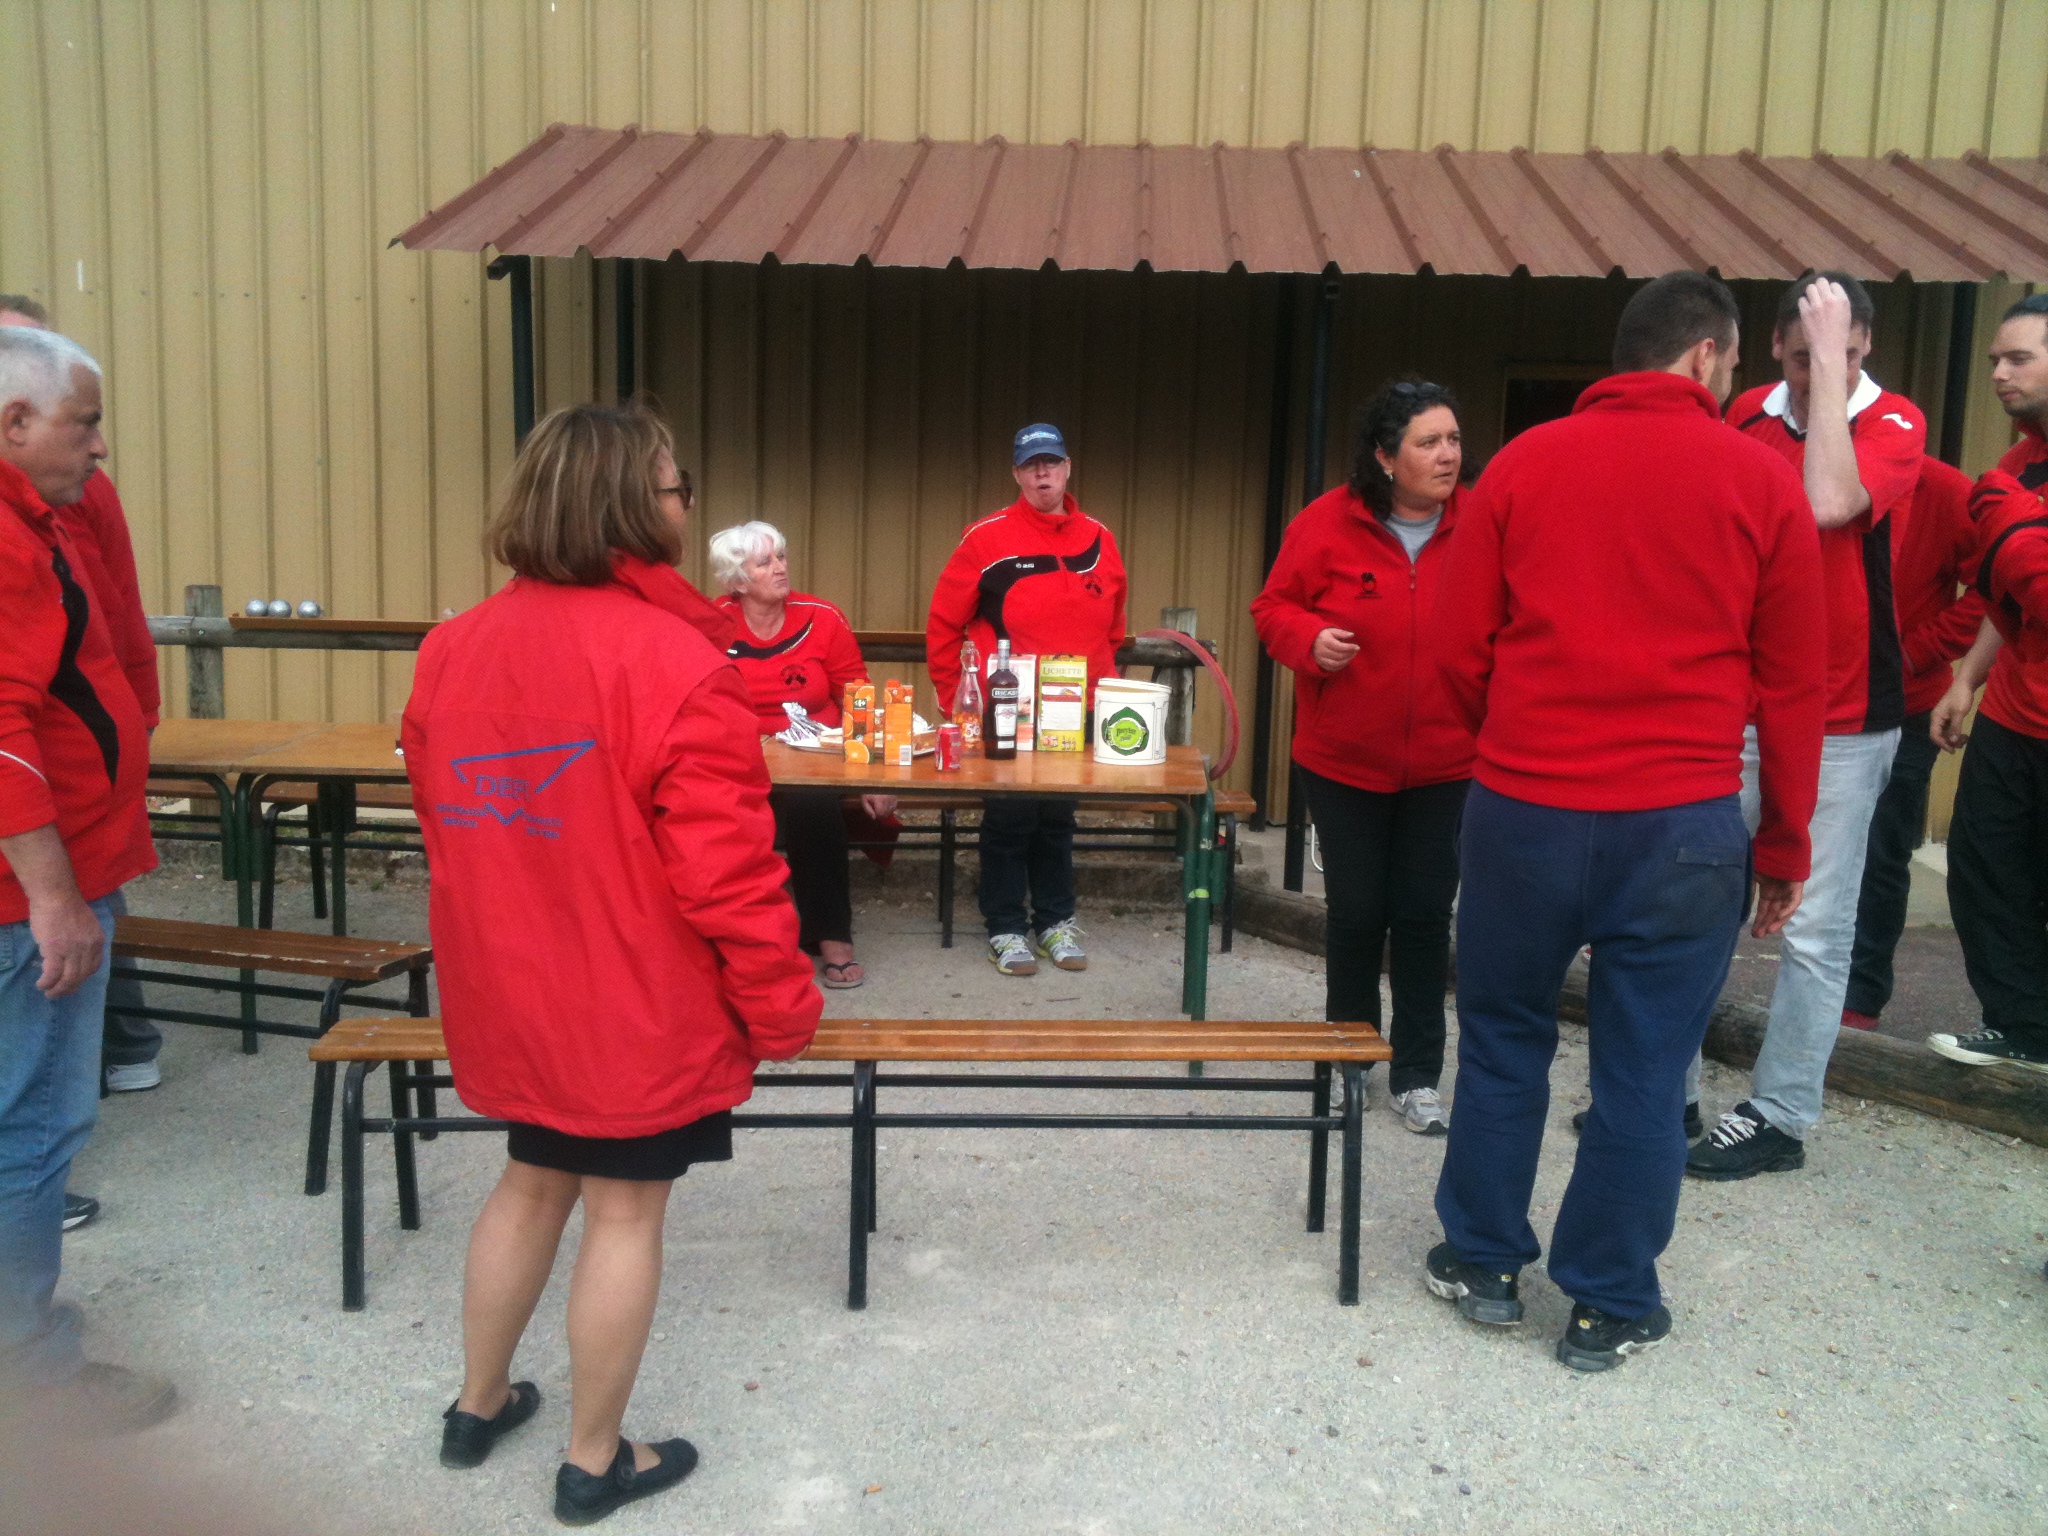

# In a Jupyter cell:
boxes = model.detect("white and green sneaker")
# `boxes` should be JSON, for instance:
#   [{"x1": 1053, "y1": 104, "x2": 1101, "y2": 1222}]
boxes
[
  {"x1": 1033, "y1": 920, "x2": 1088, "y2": 972},
  {"x1": 988, "y1": 933, "x2": 1039, "y2": 976}
]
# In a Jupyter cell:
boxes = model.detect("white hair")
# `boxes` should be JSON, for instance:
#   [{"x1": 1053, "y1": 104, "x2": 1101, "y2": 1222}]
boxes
[
  {"x1": 707, "y1": 520, "x2": 787, "y2": 593},
  {"x1": 0, "y1": 326, "x2": 101, "y2": 414}
]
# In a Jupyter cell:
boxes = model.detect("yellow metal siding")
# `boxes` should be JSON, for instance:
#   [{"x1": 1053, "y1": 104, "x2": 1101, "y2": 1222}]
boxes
[{"x1": 4, "y1": 0, "x2": 2046, "y2": 740}]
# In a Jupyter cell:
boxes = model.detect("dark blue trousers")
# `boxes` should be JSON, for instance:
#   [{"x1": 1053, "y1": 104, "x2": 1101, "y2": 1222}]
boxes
[{"x1": 1435, "y1": 783, "x2": 1747, "y2": 1317}]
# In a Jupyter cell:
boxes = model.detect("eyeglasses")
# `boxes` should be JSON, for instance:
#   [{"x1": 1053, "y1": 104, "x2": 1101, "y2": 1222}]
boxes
[
  {"x1": 1388, "y1": 380, "x2": 1446, "y2": 398},
  {"x1": 657, "y1": 484, "x2": 690, "y2": 500}
]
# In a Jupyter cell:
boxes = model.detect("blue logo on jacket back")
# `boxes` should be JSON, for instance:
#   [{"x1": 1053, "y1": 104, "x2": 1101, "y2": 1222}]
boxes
[{"x1": 437, "y1": 740, "x2": 594, "y2": 836}]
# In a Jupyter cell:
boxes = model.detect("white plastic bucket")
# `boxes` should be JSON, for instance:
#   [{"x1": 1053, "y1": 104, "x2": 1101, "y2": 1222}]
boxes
[{"x1": 1092, "y1": 678, "x2": 1170, "y2": 765}]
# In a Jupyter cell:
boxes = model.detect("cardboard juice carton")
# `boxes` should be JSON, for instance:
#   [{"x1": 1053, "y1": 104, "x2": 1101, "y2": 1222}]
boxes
[
  {"x1": 883, "y1": 681, "x2": 916, "y2": 767},
  {"x1": 1036, "y1": 655, "x2": 1089, "y2": 752},
  {"x1": 989, "y1": 652, "x2": 1036, "y2": 750},
  {"x1": 843, "y1": 682, "x2": 876, "y2": 763}
]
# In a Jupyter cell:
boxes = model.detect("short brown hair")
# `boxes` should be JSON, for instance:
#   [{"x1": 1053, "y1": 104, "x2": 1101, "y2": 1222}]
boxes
[
  {"x1": 1612, "y1": 271, "x2": 1741, "y2": 372},
  {"x1": 486, "y1": 403, "x2": 685, "y2": 584},
  {"x1": 0, "y1": 294, "x2": 50, "y2": 325}
]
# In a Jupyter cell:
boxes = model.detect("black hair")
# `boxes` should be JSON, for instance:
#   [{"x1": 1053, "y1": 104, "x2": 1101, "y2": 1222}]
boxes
[
  {"x1": 1347, "y1": 377, "x2": 1462, "y2": 515},
  {"x1": 2001, "y1": 292, "x2": 2048, "y2": 330},
  {"x1": 1612, "y1": 271, "x2": 1742, "y2": 373},
  {"x1": 1774, "y1": 269, "x2": 1876, "y2": 335}
]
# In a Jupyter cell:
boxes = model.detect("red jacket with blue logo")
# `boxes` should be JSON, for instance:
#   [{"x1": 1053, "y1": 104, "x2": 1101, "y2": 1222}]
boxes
[
  {"x1": 0, "y1": 459, "x2": 156, "y2": 922},
  {"x1": 1251, "y1": 485, "x2": 1475, "y2": 793},
  {"x1": 402, "y1": 556, "x2": 820, "y2": 1137}
]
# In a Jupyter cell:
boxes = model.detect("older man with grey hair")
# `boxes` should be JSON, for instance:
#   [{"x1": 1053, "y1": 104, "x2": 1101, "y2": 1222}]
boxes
[{"x1": 0, "y1": 323, "x2": 175, "y2": 1430}]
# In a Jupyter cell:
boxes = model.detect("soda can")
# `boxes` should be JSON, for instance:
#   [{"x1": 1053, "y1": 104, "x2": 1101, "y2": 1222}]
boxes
[{"x1": 935, "y1": 722, "x2": 963, "y2": 771}]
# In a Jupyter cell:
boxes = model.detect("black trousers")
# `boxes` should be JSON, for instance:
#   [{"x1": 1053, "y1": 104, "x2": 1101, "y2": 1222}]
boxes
[
  {"x1": 1947, "y1": 713, "x2": 2048, "y2": 1050},
  {"x1": 1299, "y1": 765, "x2": 1468, "y2": 1094},
  {"x1": 978, "y1": 796, "x2": 1077, "y2": 938},
  {"x1": 770, "y1": 787, "x2": 853, "y2": 952},
  {"x1": 1845, "y1": 711, "x2": 1941, "y2": 1017}
]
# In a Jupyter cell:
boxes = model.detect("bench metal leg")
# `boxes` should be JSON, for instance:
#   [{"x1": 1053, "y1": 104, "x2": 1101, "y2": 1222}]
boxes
[
  {"x1": 406, "y1": 970, "x2": 438, "y2": 1138},
  {"x1": 848, "y1": 1061, "x2": 875, "y2": 1310},
  {"x1": 257, "y1": 803, "x2": 285, "y2": 929},
  {"x1": 1180, "y1": 796, "x2": 1216, "y2": 1021},
  {"x1": 1339, "y1": 1063, "x2": 1363, "y2": 1305},
  {"x1": 937, "y1": 810, "x2": 956, "y2": 949},
  {"x1": 341, "y1": 1061, "x2": 369, "y2": 1311},
  {"x1": 307, "y1": 801, "x2": 327, "y2": 921},
  {"x1": 1307, "y1": 1061, "x2": 1330, "y2": 1233},
  {"x1": 391, "y1": 1058, "x2": 421, "y2": 1231},
  {"x1": 1219, "y1": 813, "x2": 1237, "y2": 954},
  {"x1": 305, "y1": 979, "x2": 353, "y2": 1196},
  {"x1": 320, "y1": 783, "x2": 351, "y2": 937}
]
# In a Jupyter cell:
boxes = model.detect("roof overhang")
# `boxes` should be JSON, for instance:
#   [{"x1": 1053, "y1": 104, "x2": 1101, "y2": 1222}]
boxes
[{"x1": 397, "y1": 126, "x2": 2048, "y2": 283}]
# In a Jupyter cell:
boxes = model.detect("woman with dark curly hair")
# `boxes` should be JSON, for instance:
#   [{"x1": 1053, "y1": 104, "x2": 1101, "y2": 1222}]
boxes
[{"x1": 1251, "y1": 379, "x2": 1475, "y2": 1134}]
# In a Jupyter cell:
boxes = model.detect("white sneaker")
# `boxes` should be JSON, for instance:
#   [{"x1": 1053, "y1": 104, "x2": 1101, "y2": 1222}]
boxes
[
  {"x1": 1390, "y1": 1086, "x2": 1448, "y2": 1136},
  {"x1": 104, "y1": 1061, "x2": 162, "y2": 1093},
  {"x1": 987, "y1": 933, "x2": 1038, "y2": 977},
  {"x1": 1033, "y1": 920, "x2": 1088, "y2": 971}
]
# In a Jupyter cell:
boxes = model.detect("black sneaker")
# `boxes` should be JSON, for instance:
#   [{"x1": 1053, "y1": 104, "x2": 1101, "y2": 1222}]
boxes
[
  {"x1": 556, "y1": 1437, "x2": 698, "y2": 1526},
  {"x1": 1555, "y1": 1302, "x2": 1672, "y2": 1371},
  {"x1": 62, "y1": 1192, "x2": 100, "y2": 1231},
  {"x1": 1926, "y1": 1026, "x2": 2048, "y2": 1076},
  {"x1": 1423, "y1": 1241, "x2": 1524, "y2": 1325},
  {"x1": 1685, "y1": 1101, "x2": 1805, "y2": 1180},
  {"x1": 1570, "y1": 1103, "x2": 1702, "y2": 1140},
  {"x1": 440, "y1": 1381, "x2": 541, "y2": 1468}
]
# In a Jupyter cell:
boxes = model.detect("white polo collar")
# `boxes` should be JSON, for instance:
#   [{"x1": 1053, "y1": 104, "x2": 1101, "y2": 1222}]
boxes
[{"x1": 1761, "y1": 372, "x2": 1883, "y2": 434}]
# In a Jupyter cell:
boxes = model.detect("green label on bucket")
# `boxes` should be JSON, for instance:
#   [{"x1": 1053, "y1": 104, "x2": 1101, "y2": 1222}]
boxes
[{"x1": 1103, "y1": 705, "x2": 1151, "y2": 756}]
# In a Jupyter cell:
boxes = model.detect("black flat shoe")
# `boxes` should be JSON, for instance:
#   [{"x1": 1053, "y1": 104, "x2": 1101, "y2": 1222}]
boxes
[
  {"x1": 440, "y1": 1381, "x2": 541, "y2": 1468},
  {"x1": 555, "y1": 1437, "x2": 698, "y2": 1526}
]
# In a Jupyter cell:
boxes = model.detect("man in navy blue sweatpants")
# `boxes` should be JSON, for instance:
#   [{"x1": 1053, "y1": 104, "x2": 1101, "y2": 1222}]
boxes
[{"x1": 1427, "y1": 272, "x2": 1827, "y2": 1371}]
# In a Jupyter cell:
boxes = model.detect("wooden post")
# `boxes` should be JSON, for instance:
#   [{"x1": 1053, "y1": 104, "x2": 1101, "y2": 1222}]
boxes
[
  {"x1": 1155, "y1": 606, "x2": 1198, "y2": 747},
  {"x1": 184, "y1": 584, "x2": 224, "y2": 718}
]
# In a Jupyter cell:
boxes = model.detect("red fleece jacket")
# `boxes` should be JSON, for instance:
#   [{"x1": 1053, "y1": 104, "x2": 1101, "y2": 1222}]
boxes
[
  {"x1": 402, "y1": 555, "x2": 819, "y2": 1137},
  {"x1": 0, "y1": 459, "x2": 156, "y2": 922},
  {"x1": 1251, "y1": 485, "x2": 1475, "y2": 792},
  {"x1": 1434, "y1": 372, "x2": 1827, "y2": 881},
  {"x1": 1894, "y1": 457, "x2": 1982, "y2": 717},
  {"x1": 926, "y1": 494, "x2": 1126, "y2": 711},
  {"x1": 1977, "y1": 422, "x2": 2048, "y2": 740}
]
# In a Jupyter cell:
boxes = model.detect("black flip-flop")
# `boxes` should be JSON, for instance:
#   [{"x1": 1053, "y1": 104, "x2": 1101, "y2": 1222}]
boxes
[
  {"x1": 820, "y1": 960, "x2": 865, "y2": 989},
  {"x1": 555, "y1": 1437, "x2": 698, "y2": 1525},
  {"x1": 440, "y1": 1380, "x2": 541, "y2": 1468}
]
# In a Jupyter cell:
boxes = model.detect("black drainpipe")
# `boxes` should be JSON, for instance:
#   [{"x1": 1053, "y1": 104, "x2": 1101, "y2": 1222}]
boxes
[
  {"x1": 1283, "y1": 273, "x2": 1341, "y2": 893},
  {"x1": 488, "y1": 254, "x2": 537, "y2": 445},
  {"x1": 1249, "y1": 276, "x2": 1297, "y2": 832},
  {"x1": 1937, "y1": 282, "x2": 1976, "y2": 468}
]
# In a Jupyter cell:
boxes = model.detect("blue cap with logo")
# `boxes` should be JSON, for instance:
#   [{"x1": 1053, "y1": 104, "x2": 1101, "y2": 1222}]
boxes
[{"x1": 1012, "y1": 423, "x2": 1069, "y2": 465}]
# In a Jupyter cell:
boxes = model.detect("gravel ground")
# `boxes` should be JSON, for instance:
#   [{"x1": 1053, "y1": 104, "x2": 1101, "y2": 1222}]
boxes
[{"x1": 33, "y1": 862, "x2": 2048, "y2": 1535}]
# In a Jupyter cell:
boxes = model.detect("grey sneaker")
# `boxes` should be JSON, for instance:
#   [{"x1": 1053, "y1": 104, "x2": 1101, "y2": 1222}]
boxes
[
  {"x1": 1033, "y1": 920, "x2": 1088, "y2": 971},
  {"x1": 104, "y1": 1061, "x2": 162, "y2": 1092},
  {"x1": 1390, "y1": 1086, "x2": 1449, "y2": 1135},
  {"x1": 988, "y1": 933, "x2": 1038, "y2": 977}
]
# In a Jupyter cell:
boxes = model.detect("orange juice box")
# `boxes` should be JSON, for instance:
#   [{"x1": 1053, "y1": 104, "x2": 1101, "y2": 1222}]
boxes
[
  {"x1": 883, "y1": 681, "x2": 916, "y2": 767},
  {"x1": 843, "y1": 682, "x2": 876, "y2": 763},
  {"x1": 1035, "y1": 655, "x2": 1089, "y2": 752}
]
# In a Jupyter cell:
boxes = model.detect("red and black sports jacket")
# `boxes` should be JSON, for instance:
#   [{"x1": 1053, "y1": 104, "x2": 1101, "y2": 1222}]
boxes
[
  {"x1": 1976, "y1": 422, "x2": 2048, "y2": 740},
  {"x1": 714, "y1": 591, "x2": 870, "y2": 733},
  {"x1": 0, "y1": 459, "x2": 155, "y2": 923},
  {"x1": 1894, "y1": 457, "x2": 1982, "y2": 718},
  {"x1": 59, "y1": 471, "x2": 160, "y2": 730}
]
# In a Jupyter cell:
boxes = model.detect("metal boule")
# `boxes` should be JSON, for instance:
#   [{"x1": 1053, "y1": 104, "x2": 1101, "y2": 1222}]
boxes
[
  {"x1": 265, "y1": 598, "x2": 292, "y2": 618},
  {"x1": 296, "y1": 600, "x2": 324, "y2": 619},
  {"x1": 245, "y1": 598, "x2": 269, "y2": 617}
]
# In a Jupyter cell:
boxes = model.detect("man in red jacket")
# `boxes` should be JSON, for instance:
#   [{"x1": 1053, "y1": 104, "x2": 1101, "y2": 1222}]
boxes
[
  {"x1": 1688, "y1": 272, "x2": 1926, "y2": 1181},
  {"x1": 0, "y1": 324, "x2": 175, "y2": 1428},
  {"x1": 1840, "y1": 456, "x2": 1977, "y2": 1031},
  {"x1": 1427, "y1": 272, "x2": 1824, "y2": 1371},
  {"x1": 926, "y1": 425, "x2": 1127, "y2": 977},
  {"x1": 3, "y1": 297, "x2": 163, "y2": 1105},
  {"x1": 1928, "y1": 292, "x2": 2048, "y2": 1078}
]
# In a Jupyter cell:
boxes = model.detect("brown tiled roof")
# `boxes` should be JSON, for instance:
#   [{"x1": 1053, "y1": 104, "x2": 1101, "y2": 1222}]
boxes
[{"x1": 397, "y1": 127, "x2": 2048, "y2": 282}]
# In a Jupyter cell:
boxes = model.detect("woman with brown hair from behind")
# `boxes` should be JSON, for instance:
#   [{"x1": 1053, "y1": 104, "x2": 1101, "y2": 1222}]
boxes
[{"x1": 402, "y1": 403, "x2": 820, "y2": 1525}]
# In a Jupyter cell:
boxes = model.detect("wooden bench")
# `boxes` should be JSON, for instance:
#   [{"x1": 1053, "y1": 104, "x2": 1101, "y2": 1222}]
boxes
[
  {"x1": 873, "y1": 788, "x2": 1258, "y2": 951},
  {"x1": 111, "y1": 915, "x2": 433, "y2": 1195},
  {"x1": 312, "y1": 1012, "x2": 1388, "y2": 1312}
]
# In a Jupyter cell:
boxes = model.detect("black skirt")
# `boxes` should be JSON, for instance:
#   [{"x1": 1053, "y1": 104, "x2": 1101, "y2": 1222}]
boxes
[{"x1": 506, "y1": 1110, "x2": 734, "y2": 1182}]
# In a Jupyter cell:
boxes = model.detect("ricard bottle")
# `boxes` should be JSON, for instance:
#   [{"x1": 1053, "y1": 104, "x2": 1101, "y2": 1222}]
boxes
[
  {"x1": 985, "y1": 639, "x2": 1020, "y2": 761},
  {"x1": 953, "y1": 639, "x2": 985, "y2": 753}
]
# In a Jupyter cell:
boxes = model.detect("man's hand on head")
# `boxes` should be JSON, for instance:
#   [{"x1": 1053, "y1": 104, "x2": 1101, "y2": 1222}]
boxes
[{"x1": 1797, "y1": 282, "x2": 1856, "y2": 395}]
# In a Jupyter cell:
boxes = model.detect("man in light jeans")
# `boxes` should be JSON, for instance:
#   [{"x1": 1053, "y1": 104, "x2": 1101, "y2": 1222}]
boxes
[{"x1": 1689, "y1": 270, "x2": 1926, "y2": 1180}]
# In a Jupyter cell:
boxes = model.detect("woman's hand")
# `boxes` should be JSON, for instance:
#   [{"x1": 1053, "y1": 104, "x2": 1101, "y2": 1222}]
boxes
[
  {"x1": 860, "y1": 794, "x2": 898, "y2": 819},
  {"x1": 1311, "y1": 627, "x2": 1360, "y2": 673}
]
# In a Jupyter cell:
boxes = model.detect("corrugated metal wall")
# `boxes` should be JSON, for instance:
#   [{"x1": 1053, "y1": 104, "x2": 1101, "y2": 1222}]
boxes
[{"x1": 4, "y1": 0, "x2": 2045, "y2": 765}]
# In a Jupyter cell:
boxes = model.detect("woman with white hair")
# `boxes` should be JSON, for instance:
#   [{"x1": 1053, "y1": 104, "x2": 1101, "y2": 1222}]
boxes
[{"x1": 709, "y1": 520, "x2": 893, "y2": 988}]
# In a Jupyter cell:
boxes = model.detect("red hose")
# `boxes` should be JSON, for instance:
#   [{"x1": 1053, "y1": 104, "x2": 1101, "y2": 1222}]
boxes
[{"x1": 1137, "y1": 628, "x2": 1240, "y2": 781}]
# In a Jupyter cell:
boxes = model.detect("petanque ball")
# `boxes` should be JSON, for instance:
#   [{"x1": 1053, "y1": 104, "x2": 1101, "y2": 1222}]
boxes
[
  {"x1": 296, "y1": 600, "x2": 324, "y2": 619},
  {"x1": 265, "y1": 598, "x2": 292, "y2": 618},
  {"x1": 245, "y1": 598, "x2": 269, "y2": 617}
]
